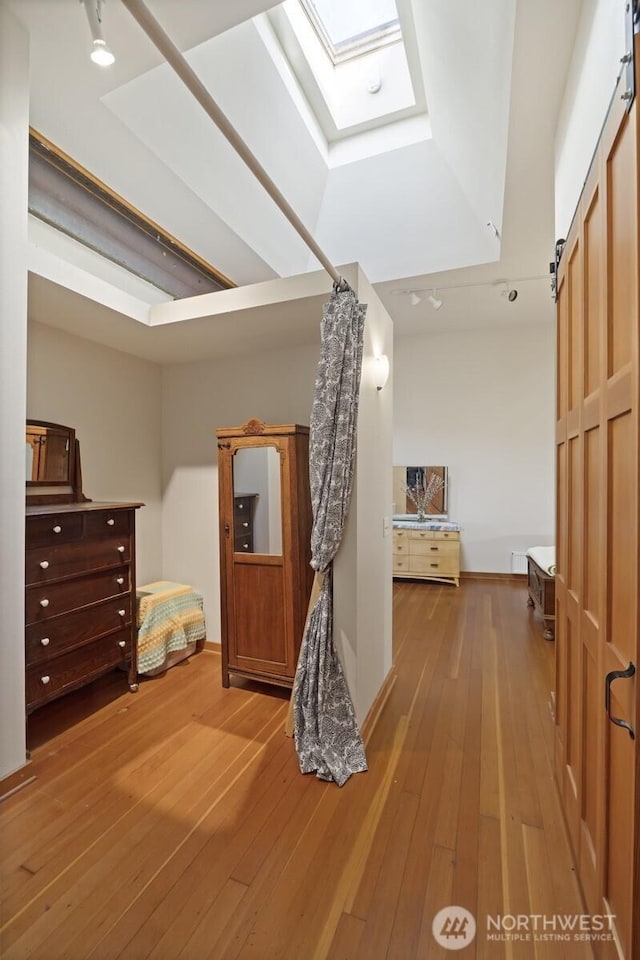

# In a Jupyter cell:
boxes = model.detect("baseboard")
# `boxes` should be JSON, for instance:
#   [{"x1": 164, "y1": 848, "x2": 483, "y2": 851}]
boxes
[
  {"x1": 202, "y1": 640, "x2": 221, "y2": 652},
  {"x1": 0, "y1": 763, "x2": 35, "y2": 804},
  {"x1": 460, "y1": 571, "x2": 527, "y2": 582},
  {"x1": 361, "y1": 666, "x2": 397, "y2": 745}
]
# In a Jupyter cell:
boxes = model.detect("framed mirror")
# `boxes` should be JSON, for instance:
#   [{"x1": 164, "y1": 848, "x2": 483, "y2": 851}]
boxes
[
  {"x1": 393, "y1": 465, "x2": 448, "y2": 519},
  {"x1": 232, "y1": 445, "x2": 283, "y2": 555},
  {"x1": 26, "y1": 420, "x2": 87, "y2": 505}
]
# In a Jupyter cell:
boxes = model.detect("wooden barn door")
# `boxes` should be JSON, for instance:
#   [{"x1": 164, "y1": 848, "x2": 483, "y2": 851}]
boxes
[{"x1": 555, "y1": 48, "x2": 639, "y2": 960}]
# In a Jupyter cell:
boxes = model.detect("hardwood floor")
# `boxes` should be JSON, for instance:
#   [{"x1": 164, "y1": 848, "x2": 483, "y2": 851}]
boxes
[{"x1": 0, "y1": 580, "x2": 590, "y2": 959}]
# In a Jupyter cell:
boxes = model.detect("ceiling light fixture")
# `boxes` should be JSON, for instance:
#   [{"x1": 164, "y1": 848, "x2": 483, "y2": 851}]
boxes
[
  {"x1": 409, "y1": 292, "x2": 421, "y2": 306},
  {"x1": 427, "y1": 290, "x2": 443, "y2": 310},
  {"x1": 501, "y1": 283, "x2": 518, "y2": 302},
  {"x1": 83, "y1": 0, "x2": 116, "y2": 66}
]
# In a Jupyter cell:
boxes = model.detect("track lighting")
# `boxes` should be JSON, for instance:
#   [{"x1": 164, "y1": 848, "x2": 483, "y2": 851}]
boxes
[
  {"x1": 427, "y1": 290, "x2": 443, "y2": 310},
  {"x1": 409, "y1": 292, "x2": 421, "y2": 306},
  {"x1": 82, "y1": 0, "x2": 115, "y2": 67}
]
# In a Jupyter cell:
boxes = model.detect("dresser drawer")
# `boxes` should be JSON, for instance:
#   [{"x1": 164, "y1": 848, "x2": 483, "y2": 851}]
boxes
[
  {"x1": 26, "y1": 536, "x2": 132, "y2": 585},
  {"x1": 234, "y1": 516, "x2": 253, "y2": 537},
  {"x1": 234, "y1": 535, "x2": 254, "y2": 553},
  {"x1": 27, "y1": 512, "x2": 84, "y2": 546},
  {"x1": 26, "y1": 595, "x2": 132, "y2": 664},
  {"x1": 84, "y1": 509, "x2": 132, "y2": 538},
  {"x1": 410, "y1": 555, "x2": 459, "y2": 576},
  {"x1": 393, "y1": 557, "x2": 410, "y2": 574},
  {"x1": 26, "y1": 629, "x2": 131, "y2": 710},
  {"x1": 409, "y1": 539, "x2": 459, "y2": 558},
  {"x1": 234, "y1": 498, "x2": 253, "y2": 516},
  {"x1": 26, "y1": 567, "x2": 132, "y2": 624}
]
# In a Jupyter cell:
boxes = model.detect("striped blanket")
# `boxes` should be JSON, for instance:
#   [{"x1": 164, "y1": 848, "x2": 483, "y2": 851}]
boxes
[{"x1": 136, "y1": 581, "x2": 205, "y2": 674}]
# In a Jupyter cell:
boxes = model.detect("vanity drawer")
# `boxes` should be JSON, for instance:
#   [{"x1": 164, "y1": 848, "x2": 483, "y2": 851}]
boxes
[
  {"x1": 408, "y1": 529, "x2": 459, "y2": 542},
  {"x1": 410, "y1": 555, "x2": 459, "y2": 576},
  {"x1": 26, "y1": 595, "x2": 132, "y2": 664},
  {"x1": 26, "y1": 536, "x2": 132, "y2": 584},
  {"x1": 234, "y1": 498, "x2": 254, "y2": 516},
  {"x1": 84, "y1": 510, "x2": 132, "y2": 538},
  {"x1": 26, "y1": 512, "x2": 84, "y2": 546},
  {"x1": 409, "y1": 539, "x2": 459, "y2": 558},
  {"x1": 26, "y1": 629, "x2": 131, "y2": 710},
  {"x1": 26, "y1": 567, "x2": 132, "y2": 624},
  {"x1": 393, "y1": 557, "x2": 410, "y2": 574}
]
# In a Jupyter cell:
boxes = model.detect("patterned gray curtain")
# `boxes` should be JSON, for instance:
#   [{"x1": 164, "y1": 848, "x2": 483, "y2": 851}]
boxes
[{"x1": 292, "y1": 287, "x2": 368, "y2": 786}]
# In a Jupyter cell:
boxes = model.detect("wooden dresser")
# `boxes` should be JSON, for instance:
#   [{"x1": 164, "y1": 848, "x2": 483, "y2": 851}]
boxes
[
  {"x1": 392, "y1": 523, "x2": 461, "y2": 587},
  {"x1": 25, "y1": 501, "x2": 142, "y2": 713}
]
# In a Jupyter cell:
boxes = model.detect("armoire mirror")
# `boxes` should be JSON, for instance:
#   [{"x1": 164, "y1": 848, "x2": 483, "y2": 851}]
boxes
[
  {"x1": 393, "y1": 465, "x2": 448, "y2": 517},
  {"x1": 233, "y1": 446, "x2": 283, "y2": 555}
]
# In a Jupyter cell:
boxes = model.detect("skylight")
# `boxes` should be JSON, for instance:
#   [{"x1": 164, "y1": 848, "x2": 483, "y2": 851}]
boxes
[{"x1": 299, "y1": 0, "x2": 401, "y2": 64}]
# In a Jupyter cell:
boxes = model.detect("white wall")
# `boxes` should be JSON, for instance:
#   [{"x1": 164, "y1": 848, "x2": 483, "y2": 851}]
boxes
[
  {"x1": 555, "y1": 0, "x2": 627, "y2": 237},
  {"x1": 334, "y1": 270, "x2": 393, "y2": 721},
  {"x1": 394, "y1": 323, "x2": 555, "y2": 573},
  {"x1": 161, "y1": 343, "x2": 320, "y2": 641},
  {"x1": 0, "y1": 4, "x2": 29, "y2": 779},
  {"x1": 27, "y1": 322, "x2": 163, "y2": 586}
]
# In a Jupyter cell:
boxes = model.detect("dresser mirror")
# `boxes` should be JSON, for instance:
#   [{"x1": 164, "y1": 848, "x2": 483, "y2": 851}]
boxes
[
  {"x1": 393, "y1": 465, "x2": 448, "y2": 518},
  {"x1": 26, "y1": 420, "x2": 87, "y2": 505},
  {"x1": 233, "y1": 446, "x2": 283, "y2": 555}
]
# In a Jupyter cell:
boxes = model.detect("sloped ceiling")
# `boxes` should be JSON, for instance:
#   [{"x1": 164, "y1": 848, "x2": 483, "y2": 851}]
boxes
[{"x1": 11, "y1": 0, "x2": 582, "y2": 355}]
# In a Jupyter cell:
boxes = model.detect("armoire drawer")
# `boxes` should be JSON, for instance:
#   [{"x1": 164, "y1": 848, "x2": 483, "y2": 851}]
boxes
[
  {"x1": 26, "y1": 595, "x2": 132, "y2": 664},
  {"x1": 26, "y1": 629, "x2": 131, "y2": 709},
  {"x1": 26, "y1": 536, "x2": 132, "y2": 585},
  {"x1": 26, "y1": 567, "x2": 131, "y2": 624},
  {"x1": 26, "y1": 512, "x2": 84, "y2": 546}
]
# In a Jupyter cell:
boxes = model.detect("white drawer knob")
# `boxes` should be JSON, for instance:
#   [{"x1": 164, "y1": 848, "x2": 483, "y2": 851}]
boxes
[
  {"x1": 40, "y1": 598, "x2": 49, "y2": 608},
  {"x1": 52, "y1": 525, "x2": 62, "y2": 534},
  {"x1": 243, "y1": 543, "x2": 249, "y2": 549},
  {"x1": 40, "y1": 560, "x2": 49, "y2": 569},
  {"x1": 118, "y1": 609, "x2": 126, "y2": 617},
  {"x1": 41, "y1": 676, "x2": 50, "y2": 685},
  {"x1": 118, "y1": 640, "x2": 126, "y2": 648},
  {"x1": 40, "y1": 637, "x2": 50, "y2": 646},
  {"x1": 116, "y1": 577, "x2": 125, "y2": 585},
  {"x1": 243, "y1": 521, "x2": 249, "y2": 528},
  {"x1": 238, "y1": 503, "x2": 244, "y2": 510},
  {"x1": 107, "y1": 518, "x2": 115, "y2": 526},
  {"x1": 117, "y1": 545, "x2": 125, "y2": 553}
]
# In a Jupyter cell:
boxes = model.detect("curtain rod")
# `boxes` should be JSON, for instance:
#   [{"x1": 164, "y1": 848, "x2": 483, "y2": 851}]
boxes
[{"x1": 119, "y1": 0, "x2": 347, "y2": 291}]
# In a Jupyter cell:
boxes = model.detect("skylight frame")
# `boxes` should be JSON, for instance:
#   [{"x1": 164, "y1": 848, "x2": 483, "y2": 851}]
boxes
[{"x1": 298, "y1": 0, "x2": 402, "y2": 65}]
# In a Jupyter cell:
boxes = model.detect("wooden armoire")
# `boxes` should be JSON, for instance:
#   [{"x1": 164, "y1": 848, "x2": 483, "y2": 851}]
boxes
[
  {"x1": 216, "y1": 420, "x2": 313, "y2": 689},
  {"x1": 555, "y1": 32, "x2": 639, "y2": 960}
]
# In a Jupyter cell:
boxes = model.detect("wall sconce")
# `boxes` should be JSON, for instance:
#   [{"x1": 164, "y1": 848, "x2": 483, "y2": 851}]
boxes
[{"x1": 374, "y1": 354, "x2": 390, "y2": 391}]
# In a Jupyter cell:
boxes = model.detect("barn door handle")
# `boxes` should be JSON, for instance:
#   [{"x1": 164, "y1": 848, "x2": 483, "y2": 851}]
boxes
[{"x1": 605, "y1": 662, "x2": 636, "y2": 740}]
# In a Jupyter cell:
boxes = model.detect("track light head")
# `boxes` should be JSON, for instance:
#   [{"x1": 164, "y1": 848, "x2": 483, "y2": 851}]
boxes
[
  {"x1": 83, "y1": 0, "x2": 115, "y2": 66},
  {"x1": 427, "y1": 290, "x2": 443, "y2": 310},
  {"x1": 409, "y1": 292, "x2": 421, "y2": 307}
]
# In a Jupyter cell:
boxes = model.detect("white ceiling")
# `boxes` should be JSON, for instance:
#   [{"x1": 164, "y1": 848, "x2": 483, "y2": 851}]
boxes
[{"x1": 11, "y1": 0, "x2": 582, "y2": 359}]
